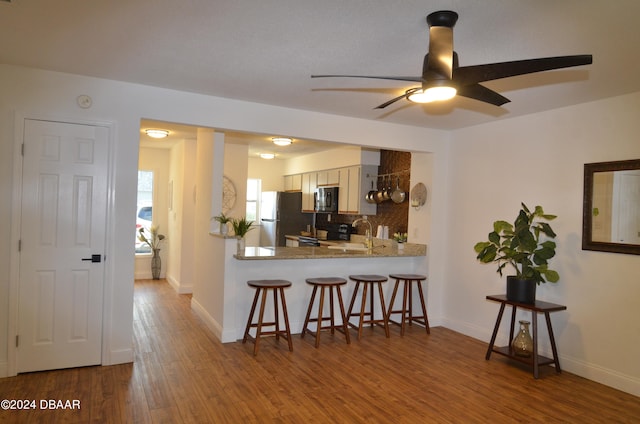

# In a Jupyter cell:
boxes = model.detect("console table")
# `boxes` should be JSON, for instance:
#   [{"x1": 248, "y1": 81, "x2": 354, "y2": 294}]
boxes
[{"x1": 485, "y1": 294, "x2": 567, "y2": 378}]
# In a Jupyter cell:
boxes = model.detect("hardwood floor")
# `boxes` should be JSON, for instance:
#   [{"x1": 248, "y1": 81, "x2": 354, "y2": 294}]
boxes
[{"x1": 1, "y1": 279, "x2": 638, "y2": 423}]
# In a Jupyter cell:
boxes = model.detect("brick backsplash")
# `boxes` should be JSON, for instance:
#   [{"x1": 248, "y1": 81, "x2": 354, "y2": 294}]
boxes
[{"x1": 317, "y1": 149, "x2": 411, "y2": 238}]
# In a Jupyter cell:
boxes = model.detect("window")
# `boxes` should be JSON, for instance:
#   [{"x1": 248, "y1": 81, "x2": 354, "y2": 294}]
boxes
[
  {"x1": 246, "y1": 179, "x2": 261, "y2": 222},
  {"x1": 136, "y1": 170, "x2": 154, "y2": 254}
]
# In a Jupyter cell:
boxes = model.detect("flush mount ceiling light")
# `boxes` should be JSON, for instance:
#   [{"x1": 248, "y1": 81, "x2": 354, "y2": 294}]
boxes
[
  {"x1": 272, "y1": 137, "x2": 293, "y2": 146},
  {"x1": 259, "y1": 153, "x2": 276, "y2": 159},
  {"x1": 145, "y1": 129, "x2": 169, "y2": 139}
]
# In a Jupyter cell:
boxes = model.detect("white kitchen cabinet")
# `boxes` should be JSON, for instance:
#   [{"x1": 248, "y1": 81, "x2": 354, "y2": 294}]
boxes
[
  {"x1": 317, "y1": 169, "x2": 340, "y2": 187},
  {"x1": 283, "y1": 174, "x2": 302, "y2": 192},
  {"x1": 301, "y1": 172, "x2": 317, "y2": 212},
  {"x1": 338, "y1": 165, "x2": 377, "y2": 215},
  {"x1": 285, "y1": 238, "x2": 299, "y2": 247}
]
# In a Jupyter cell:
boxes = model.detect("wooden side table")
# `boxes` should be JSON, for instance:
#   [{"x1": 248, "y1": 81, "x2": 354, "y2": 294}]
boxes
[{"x1": 485, "y1": 294, "x2": 567, "y2": 378}]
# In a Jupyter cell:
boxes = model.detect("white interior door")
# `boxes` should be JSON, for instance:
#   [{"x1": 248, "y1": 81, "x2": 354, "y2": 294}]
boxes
[{"x1": 18, "y1": 119, "x2": 109, "y2": 373}]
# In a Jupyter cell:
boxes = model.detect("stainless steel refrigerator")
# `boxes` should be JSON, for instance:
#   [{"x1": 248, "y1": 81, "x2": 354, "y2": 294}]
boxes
[{"x1": 260, "y1": 191, "x2": 313, "y2": 247}]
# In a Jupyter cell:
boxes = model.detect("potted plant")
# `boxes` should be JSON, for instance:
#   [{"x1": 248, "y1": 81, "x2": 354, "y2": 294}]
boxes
[
  {"x1": 213, "y1": 212, "x2": 231, "y2": 236},
  {"x1": 231, "y1": 217, "x2": 254, "y2": 253},
  {"x1": 138, "y1": 225, "x2": 166, "y2": 280},
  {"x1": 393, "y1": 232, "x2": 408, "y2": 250},
  {"x1": 474, "y1": 203, "x2": 559, "y2": 304}
]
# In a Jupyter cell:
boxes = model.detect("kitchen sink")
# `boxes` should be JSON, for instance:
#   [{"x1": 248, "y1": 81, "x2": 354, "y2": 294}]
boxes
[{"x1": 327, "y1": 242, "x2": 369, "y2": 252}]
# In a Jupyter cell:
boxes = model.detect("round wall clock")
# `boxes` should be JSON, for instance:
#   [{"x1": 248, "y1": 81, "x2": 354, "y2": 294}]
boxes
[{"x1": 222, "y1": 176, "x2": 236, "y2": 213}]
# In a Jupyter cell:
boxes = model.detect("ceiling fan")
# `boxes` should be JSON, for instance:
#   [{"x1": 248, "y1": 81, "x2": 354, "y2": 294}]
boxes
[{"x1": 311, "y1": 11, "x2": 593, "y2": 108}]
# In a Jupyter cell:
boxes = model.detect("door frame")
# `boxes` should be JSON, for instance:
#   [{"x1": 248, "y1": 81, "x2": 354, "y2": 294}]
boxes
[{"x1": 8, "y1": 112, "x2": 116, "y2": 376}]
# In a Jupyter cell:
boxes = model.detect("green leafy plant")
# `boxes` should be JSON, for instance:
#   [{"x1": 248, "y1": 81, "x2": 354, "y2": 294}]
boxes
[
  {"x1": 212, "y1": 212, "x2": 231, "y2": 224},
  {"x1": 138, "y1": 225, "x2": 165, "y2": 250},
  {"x1": 393, "y1": 232, "x2": 408, "y2": 243},
  {"x1": 474, "y1": 203, "x2": 559, "y2": 285},
  {"x1": 231, "y1": 217, "x2": 254, "y2": 238}
]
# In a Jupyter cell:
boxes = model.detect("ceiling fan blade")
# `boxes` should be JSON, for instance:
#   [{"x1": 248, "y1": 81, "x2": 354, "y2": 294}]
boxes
[
  {"x1": 454, "y1": 55, "x2": 593, "y2": 85},
  {"x1": 374, "y1": 91, "x2": 414, "y2": 109},
  {"x1": 311, "y1": 75, "x2": 421, "y2": 82},
  {"x1": 456, "y1": 84, "x2": 510, "y2": 106}
]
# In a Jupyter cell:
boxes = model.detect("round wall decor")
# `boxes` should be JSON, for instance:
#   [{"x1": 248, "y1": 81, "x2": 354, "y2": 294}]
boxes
[{"x1": 222, "y1": 176, "x2": 236, "y2": 213}]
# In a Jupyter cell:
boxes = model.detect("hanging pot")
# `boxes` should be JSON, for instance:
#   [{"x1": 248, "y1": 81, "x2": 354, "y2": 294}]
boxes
[
  {"x1": 375, "y1": 176, "x2": 387, "y2": 203},
  {"x1": 365, "y1": 180, "x2": 377, "y2": 203},
  {"x1": 391, "y1": 177, "x2": 406, "y2": 204},
  {"x1": 506, "y1": 276, "x2": 537, "y2": 304},
  {"x1": 382, "y1": 176, "x2": 393, "y2": 201}
]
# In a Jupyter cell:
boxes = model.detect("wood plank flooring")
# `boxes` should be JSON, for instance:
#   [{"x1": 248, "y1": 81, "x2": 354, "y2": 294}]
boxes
[{"x1": 1, "y1": 279, "x2": 638, "y2": 423}]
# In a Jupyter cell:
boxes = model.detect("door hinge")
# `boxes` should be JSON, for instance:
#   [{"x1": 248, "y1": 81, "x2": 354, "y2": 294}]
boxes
[
  {"x1": 15, "y1": 335, "x2": 19, "y2": 347},
  {"x1": 18, "y1": 239, "x2": 21, "y2": 252},
  {"x1": 21, "y1": 143, "x2": 24, "y2": 156}
]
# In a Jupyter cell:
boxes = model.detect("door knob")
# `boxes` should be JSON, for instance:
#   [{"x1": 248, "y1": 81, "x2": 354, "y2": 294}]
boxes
[{"x1": 82, "y1": 254, "x2": 102, "y2": 263}]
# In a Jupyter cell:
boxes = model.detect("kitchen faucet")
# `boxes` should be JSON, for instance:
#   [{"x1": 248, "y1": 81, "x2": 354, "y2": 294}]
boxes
[{"x1": 352, "y1": 216, "x2": 373, "y2": 250}]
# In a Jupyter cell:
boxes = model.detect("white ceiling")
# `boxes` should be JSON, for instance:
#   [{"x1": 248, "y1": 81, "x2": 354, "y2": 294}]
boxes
[{"x1": 3, "y1": 0, "x2": 640, "y2": 135}]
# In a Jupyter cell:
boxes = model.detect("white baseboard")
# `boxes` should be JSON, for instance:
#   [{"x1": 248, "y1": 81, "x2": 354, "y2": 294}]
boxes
[
  {"x1": 559, "y1": 354, "x2": 640, "y2": 397},
  {"x1": 166, "y1": 275, "x2": 192, "y2": 294},
  {"x1": 440, "y1": 315, "x2": 640, "y2": 397},
  {"x1": 190, "y1": 297, "x2": 225, "y2": 341}
]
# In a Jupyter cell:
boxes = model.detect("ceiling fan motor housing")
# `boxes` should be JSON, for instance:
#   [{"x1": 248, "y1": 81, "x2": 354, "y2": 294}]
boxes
[{"x1": 426, "y1": 10, "x2": 458, "y2": 28}]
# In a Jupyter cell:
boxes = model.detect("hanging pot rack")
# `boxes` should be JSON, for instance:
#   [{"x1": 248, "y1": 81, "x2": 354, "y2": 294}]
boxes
[{"x1": 366, "y1": 169, "x2": 411, "y2": 179}]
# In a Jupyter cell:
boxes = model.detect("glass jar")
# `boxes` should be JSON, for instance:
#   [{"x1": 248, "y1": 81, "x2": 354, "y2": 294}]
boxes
[{"x1": 511, "y1": 320, "x2": 533, "y2": 357}]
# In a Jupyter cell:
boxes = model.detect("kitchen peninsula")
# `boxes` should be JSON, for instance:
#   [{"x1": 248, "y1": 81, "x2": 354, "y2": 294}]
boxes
[{"x1": 201, "y1": 235, "x2": 427, "y2": 343}]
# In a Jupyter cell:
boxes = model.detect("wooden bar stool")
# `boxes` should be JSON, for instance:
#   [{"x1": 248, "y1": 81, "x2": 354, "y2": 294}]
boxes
[
  {"x1": 346, "y1": 274, "x2": 390, "y2": 340},
  {"x1": 387, "y1": 274, "x2": 430, "y2": 335},
  {"x1": 242, "y1": 279, "x2": 293, "y2": 355},
  {"x1": 301, "y1": 277, "x2": 351, "y2": 347}
]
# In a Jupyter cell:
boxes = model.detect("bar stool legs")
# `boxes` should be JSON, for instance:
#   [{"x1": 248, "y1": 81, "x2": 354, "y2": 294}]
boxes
[
  {"x1": 301, "y1": 277, "x2": 351, "y2": 347},
  {"x1": 243, "y1": 279, "x2": 293, "y2": 355},
  {"x1": 346, "y1": 274, "x2": 390, "y2": 340},
  {"x1": 387, "y1": 274, "x2": 430, "y2": 335}
]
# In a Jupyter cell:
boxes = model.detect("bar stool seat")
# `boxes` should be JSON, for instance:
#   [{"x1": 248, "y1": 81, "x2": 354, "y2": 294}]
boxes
[
  {"x1": 242, "y1": 279, "x2": 293, "y2": 355},
  {"x1": 301, "y1": 277, "x2": 351, "y2": 347},
  {"x1": 346, "y1": 274, "x2": 390, "y2": 340},
  {"x1": 387, "y1": 273, "x2": 430, "y2": 335}
]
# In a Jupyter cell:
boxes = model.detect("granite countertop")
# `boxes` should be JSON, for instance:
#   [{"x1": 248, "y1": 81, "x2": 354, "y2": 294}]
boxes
[{"x1": 234, "y1": 241, "x2": 426, "y2": 260}]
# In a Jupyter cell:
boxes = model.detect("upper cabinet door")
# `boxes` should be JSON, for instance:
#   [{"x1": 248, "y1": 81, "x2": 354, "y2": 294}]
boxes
[
  {"x1": 317, "y1": 169, "x2": 340, "y2": 187},
  {"x1": 301, "y1": 173, "x2": 317, "y2": 212},
  {"x1": 338, "y1": 166, "x2": 377, "y2": 215},
  {"x1": 284, "y1": 174, "x2": 302, "y2": 192}
]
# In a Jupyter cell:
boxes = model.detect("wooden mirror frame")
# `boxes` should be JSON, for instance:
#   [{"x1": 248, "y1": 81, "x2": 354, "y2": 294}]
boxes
[{"x1": 582, "y1": 159, "x2": 640, "y2": 255}]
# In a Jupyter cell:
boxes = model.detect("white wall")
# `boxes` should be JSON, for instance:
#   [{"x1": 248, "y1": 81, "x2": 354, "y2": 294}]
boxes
[
  {"x1": 444, "y1": 92, "x2": 640, "y2": 395},
  {"x1": 165, "y1": 138, "x2": 197, "y2": 293},
  {"x1": 247, "y1": 157, "x2": 286, "y2": 192},
  {"x1": 284, "y1": 145, "x2": 380, "y2": 174}
]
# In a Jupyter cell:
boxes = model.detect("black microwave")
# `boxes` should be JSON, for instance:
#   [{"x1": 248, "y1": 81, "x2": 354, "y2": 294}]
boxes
[{"x1": 315, "y1": 187, "x2": 338, "y2": 213}]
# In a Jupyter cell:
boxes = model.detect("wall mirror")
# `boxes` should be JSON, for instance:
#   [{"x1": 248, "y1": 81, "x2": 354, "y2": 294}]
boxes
[{"x1": 582, "y1": 159, "x2": 640, "y2": 255}]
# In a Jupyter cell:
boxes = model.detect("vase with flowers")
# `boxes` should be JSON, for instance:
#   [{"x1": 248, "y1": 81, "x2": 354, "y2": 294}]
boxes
[
  {"x1": 138, "y1": 225, "x2": 166, "y2": 279},
  {"x1": 393, "y1": 232, "x2": 408, "y2": 250}
]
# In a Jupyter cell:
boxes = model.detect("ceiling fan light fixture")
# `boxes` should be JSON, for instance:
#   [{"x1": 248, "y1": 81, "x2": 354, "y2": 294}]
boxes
[
  {"x1": 272, "y1": 137, "x2": 292, "y2": 146},
  {"x1": 145, "y1": 129, "x2": 170, "y2": 139},
  {"x1": 259, "y1": 153, "x2": 276, "y2": 159},
  {"x1": 407, "y1": 86, "x2": 457, "y2": 103}
]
